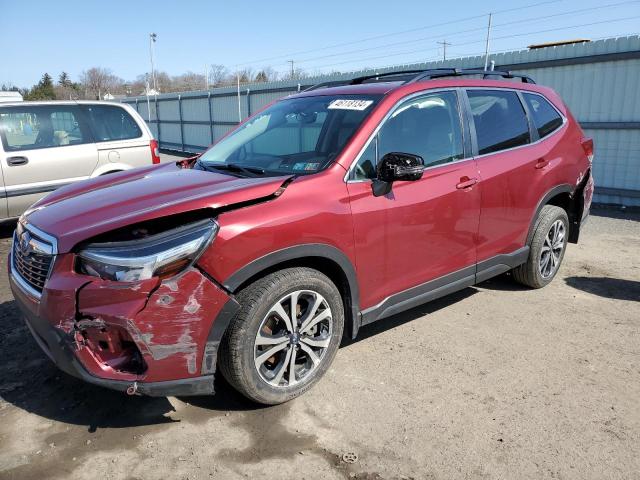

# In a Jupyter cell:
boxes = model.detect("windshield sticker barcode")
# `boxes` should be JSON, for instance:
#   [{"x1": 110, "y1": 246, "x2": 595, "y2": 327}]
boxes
[{"x1": 328, "y1": 99, "x2": 374, "y2": 111}]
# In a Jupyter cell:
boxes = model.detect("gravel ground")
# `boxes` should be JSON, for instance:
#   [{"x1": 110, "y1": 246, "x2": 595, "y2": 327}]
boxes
[{"x1": 0, "y1": 209, "x2": 638, "y2": 480}]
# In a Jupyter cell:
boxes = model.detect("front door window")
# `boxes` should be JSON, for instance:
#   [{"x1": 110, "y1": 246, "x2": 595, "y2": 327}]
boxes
[{"x1": 352, "y1": 91, "x2": 464, "y2": 180}]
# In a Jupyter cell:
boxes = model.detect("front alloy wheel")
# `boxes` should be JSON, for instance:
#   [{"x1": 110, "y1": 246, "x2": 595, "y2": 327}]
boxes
[
  {"x1": 254, "y1": 290, "x2": 333, "y2": 388},
  {"x1": 219, "y1": 268, "x2": 344, "y2": 405}
]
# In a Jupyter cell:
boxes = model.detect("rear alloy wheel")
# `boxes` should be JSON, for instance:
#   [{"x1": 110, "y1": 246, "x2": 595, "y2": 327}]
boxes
[
  {"x1": 513, "y1": 205, "x2": 569, "y2": 288},
  {"x1": 219, "y1": 268, "x2": 344, "y2": 404},
  {"x1": 539, "y1": 219, "x2": 566, "y2": 279}
]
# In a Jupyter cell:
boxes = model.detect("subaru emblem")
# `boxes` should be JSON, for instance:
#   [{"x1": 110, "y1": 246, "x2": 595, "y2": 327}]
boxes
[{"x1": 19, "y1": 231, "x2": 32, "y2": 256}]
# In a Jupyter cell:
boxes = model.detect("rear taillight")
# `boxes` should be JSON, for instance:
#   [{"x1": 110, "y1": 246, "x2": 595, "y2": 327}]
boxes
[
  {"x1": 581, "y1": 137, "x2": 594, "y2": 165},
  {"x1": 150, "y1": 139, "x2": 160, "y2": 164}
]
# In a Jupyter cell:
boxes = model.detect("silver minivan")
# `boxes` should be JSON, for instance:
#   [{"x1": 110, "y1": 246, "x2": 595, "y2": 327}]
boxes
[{"x1": 0, "y1": 101, "x2": 160, "y2": 220}]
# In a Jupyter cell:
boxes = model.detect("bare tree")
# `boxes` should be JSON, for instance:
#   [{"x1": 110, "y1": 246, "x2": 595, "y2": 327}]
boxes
[
  {"x1": 173, "y1": 71, "x2": 207, "y2": 92},
  {"x1": 208, "y1": 64, "x2": 229, "y2": 86},
  {"x1": 154, "y1": 71, "x2": 172, "y2": 92},
  {"x1": 80, "y1": 67, "x2": 123, "y2": 99},
  {"x1": 284, "y1": 67, "x2": 307, "y2": 81}
]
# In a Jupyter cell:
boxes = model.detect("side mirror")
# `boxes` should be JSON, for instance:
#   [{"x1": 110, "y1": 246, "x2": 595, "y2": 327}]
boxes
[{"x1": 372, "y1": 152, "x2": 425, "y2": 197}]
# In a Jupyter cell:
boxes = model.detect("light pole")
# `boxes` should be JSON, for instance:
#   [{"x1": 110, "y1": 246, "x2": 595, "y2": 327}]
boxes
[{"x1": 149, "y1": 33, "x2": 158, "y2": 93}]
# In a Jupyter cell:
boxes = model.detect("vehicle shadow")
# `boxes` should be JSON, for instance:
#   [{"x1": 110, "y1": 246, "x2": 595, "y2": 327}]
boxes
[
  {"x1": 565, "y1": 276, "x2": 640, "y2": 302},
  {"x1": 343, "y1": 286, "x2": 479, "y2": 346},
  {"x1": 0, "y1": 221, "x2": 16, "y2": 239},
  {"x1": 474, "y1": 272, "x2": 530, "y2": 292},
  {"x1": 0, "y1": 301, "x2": 181, "y2": 431},
  {"x1": 1, "y1": 284, "x2": 488, "y2": 421},
  {"x1": 0, "y1": 298, "x2": 269, "y2": 429},
  {"x1": 591, "y1": 206, "x2": 640, "y2": 222}
]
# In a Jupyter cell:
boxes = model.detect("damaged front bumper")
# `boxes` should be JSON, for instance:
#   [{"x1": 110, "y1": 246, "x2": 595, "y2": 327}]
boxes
[{"x1": 9, "y1": 247, "x2": 239, "y2": 397}]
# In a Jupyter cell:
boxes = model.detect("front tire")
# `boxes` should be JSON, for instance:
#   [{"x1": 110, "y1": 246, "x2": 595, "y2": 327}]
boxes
[
  {"x1": 513, "y1": 205, "x2": 569, "y2": 288},
  {"x1": 218, "y1": 267, "x2": 344, "y2": 405}
]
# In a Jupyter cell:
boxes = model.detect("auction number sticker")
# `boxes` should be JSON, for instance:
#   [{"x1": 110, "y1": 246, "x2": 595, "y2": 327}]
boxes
[{"x1": 328, "y1": 99, "x2": 374, "y2": 111}]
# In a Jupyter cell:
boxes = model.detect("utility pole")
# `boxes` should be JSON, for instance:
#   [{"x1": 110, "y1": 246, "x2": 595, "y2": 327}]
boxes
[
  {"x1": 437, "y1": 40, "x2": 452, "y2": 61},
  {"x1": 149, "y1": 33, "x2": 158, "y2": 93},
  {"x1": 483, "y1": 13, "x2": 492, "y2": 71},
  {"x1": 288, "y1": 60, "x2": 295, "y2": 79},
  {"x1": 205, "y1": 64, "x2": 209, "y2": 90}
]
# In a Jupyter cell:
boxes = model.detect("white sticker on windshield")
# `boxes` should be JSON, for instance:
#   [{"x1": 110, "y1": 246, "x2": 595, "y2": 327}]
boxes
[{"x1": 328, "y1": 99, "x2": 374, "y2": 111}]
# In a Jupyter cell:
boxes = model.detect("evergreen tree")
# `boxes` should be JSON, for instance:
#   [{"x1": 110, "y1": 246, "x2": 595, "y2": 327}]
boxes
[
  {"x1": 24, "y1": 73, "x2": 56, "y2": 100},
  {"x1": 58, "y1": 71, "x2": 71, "y2": 87}
]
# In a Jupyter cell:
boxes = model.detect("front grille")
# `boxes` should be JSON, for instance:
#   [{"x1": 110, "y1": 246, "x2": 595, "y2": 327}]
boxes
[{"x1": 12, "y1": 227, "x2": 55, "y2": 294}]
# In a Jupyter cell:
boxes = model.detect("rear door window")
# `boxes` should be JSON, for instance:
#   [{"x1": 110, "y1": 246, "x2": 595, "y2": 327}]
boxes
[
  {"x1": 83, "y1": 105, "x2": 142, "y2": 142},
  {"x1": 523, "y1": 93, "x2": 564, "y2": 139},
  {"x1": 467, "y1": 90, "x2": 530, "y2": 155},
  {"x1": 0, "y1": 105, "x2": 89, "y2": 151}
]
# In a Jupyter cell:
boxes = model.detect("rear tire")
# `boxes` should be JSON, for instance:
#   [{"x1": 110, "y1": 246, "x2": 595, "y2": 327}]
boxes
[
  {"x1": 219, "y1": 267, "x2": 344, "y2": 405},
  {"x1": 513, "y1": 205, "x2": 569, "y2": 289}
]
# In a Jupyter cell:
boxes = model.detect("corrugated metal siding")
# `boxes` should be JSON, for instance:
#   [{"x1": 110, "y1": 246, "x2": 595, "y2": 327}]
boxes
[{"x1": 124, "y1": 35, "x2": 640, "y2": 205}]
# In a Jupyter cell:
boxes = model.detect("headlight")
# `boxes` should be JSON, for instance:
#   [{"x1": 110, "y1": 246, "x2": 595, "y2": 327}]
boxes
[{"x1": 77, "y1": 220, "x2": 217, "y2": 282}]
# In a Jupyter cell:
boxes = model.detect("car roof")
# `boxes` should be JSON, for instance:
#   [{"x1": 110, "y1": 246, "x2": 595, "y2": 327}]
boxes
[
  {"x1": 0, "y1": 100, "x2": 130, "y2": 108},
  {"x1": 290, "y1": 77, "x2": 551, "y2": 99}
]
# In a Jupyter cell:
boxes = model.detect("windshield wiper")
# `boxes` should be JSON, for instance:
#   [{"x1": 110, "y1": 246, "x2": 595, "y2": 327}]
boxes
[{"x1": 196, "y1": 160, "x2": 265, "y2": 177}]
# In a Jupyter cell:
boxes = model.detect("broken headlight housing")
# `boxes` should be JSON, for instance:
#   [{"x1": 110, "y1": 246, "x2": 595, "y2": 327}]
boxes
[{"x1": 77, "y1": 219, "x2": 217, "y2": 282}]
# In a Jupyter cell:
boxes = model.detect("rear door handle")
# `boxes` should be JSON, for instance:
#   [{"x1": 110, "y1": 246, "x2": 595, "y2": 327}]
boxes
[
  {"x1": 7, "y1": 156, "x2": 29, "y2": 166},
  {"x1": 456, "y1": 176, "x2": 478, "y2": 189},
  {"x1": 535, "y1": 157, "x2": 550, "y2": 169}
]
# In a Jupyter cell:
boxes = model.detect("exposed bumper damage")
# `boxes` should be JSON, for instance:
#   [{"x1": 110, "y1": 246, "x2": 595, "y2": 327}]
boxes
[{"x1": 10, "y1": 252, "x2": 239, "y2": 397}]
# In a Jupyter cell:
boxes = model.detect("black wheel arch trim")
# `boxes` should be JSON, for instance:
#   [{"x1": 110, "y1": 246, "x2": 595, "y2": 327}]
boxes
[
  {"x1": 222, "y1": 243, "x2": 361, "y2": 338},
  {"x1": 525, "y1": 183, "x2": 574, "y2": 245}
]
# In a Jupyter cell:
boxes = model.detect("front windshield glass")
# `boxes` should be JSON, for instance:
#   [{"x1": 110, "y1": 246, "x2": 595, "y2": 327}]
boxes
[{"x1": 197, "y1": 94, "x2": 382, "y2": 176}]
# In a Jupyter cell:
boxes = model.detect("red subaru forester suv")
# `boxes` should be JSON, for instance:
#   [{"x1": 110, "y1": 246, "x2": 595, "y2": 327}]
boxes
[{"x1": 9, "y1": 69, "x2": 594, "y2": 404}]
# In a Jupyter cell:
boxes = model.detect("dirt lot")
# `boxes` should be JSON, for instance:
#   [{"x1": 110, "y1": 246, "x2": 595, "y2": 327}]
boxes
[{"x1": 0, "y1": 210, "x2": 639, "y2": 480}]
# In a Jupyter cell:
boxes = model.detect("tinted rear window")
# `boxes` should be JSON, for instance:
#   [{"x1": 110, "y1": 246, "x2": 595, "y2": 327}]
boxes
[
  {"x1": 84, "y1": 105, "x2": 142, "y2": 142},
  {"x1": 467, "y1": 90, "x2": 530, "y2": 155},
  {"x1": 523, "y1": 93, "x2": 563, "y2": 139}
]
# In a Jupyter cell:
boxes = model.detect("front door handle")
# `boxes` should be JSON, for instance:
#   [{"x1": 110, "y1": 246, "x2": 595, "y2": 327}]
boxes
[
  {"x1": 456, "y1": 176, "x2": 478, "y2": 189},
  {"x1": 7, "y1": 156, "x2": 29, "y2": 166},
  {"x1": 535, "y1": 157, "x2": 550, "y2": 169}
]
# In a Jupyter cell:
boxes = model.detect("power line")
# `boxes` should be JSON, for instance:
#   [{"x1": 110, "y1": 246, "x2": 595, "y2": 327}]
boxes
[
  {"x1": 306, "y1": 14, "x2": 640, "y2": 71},
  {"x1": 233, "y1": 0, "x2": 565, "y2": 67},
  {"x1": 309, "y1": 30, "x2": 639, "y2": 79},
  {"x1": 274, "y1": 0, "x2": 639, "y2": 69}
]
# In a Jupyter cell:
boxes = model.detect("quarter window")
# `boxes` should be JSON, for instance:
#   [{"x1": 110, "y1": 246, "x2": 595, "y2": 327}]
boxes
[
  {"x1": 523, "y1": 93, "x2": 563, "y2": 139},
  {"x1": 0, "y1": 106, "x2": 88, "y2": 151},
  {"x1": 83, "y1": 105, "x2": 142, "y2": 142},
  {"x1": 467, "y1": 90, "x2": 530, "y2": 155},
  {"x1": 352, "y1": 91, "x2": 464, "y2": 180}
]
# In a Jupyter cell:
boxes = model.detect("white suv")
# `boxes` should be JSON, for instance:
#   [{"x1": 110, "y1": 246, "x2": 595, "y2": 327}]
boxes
[{"x1": 0, "y1": 101, "x2": 159, "y2": 221}]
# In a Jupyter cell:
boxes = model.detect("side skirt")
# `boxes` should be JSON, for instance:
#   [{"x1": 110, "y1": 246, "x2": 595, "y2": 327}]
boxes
[{"x1": 360, "y1": 246, "x2": 529, "y2": 326}]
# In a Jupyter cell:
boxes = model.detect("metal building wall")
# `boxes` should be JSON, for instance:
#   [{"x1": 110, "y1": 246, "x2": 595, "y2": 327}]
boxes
[{"x1": 123, "y1": 35, "x2": 640, "y2": 206}]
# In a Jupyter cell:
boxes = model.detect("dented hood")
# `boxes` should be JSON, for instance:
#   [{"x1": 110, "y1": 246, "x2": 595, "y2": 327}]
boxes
[{"x1": 26, "y1": 162, "x2": 290, "y2": 253}]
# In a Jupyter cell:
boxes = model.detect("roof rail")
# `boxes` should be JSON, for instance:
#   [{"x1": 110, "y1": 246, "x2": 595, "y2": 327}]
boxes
[
  {"x1": 351, "y1": 69, "x2": 429, "y2": 85},
  {"x1": 302, "y1": 80, "x2": 352, "y2": 92},
  {"x1": 303, "y1": 67, "x2": 535, "y2": 92},
  {"x1": 408, "y1": 68, "x2": 536, "y2": 84}
]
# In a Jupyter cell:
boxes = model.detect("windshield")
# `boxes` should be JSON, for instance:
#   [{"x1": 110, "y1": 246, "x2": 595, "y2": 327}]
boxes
[{"x1": 197, "y1": 94, "x2": 382, "y2": 176}]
